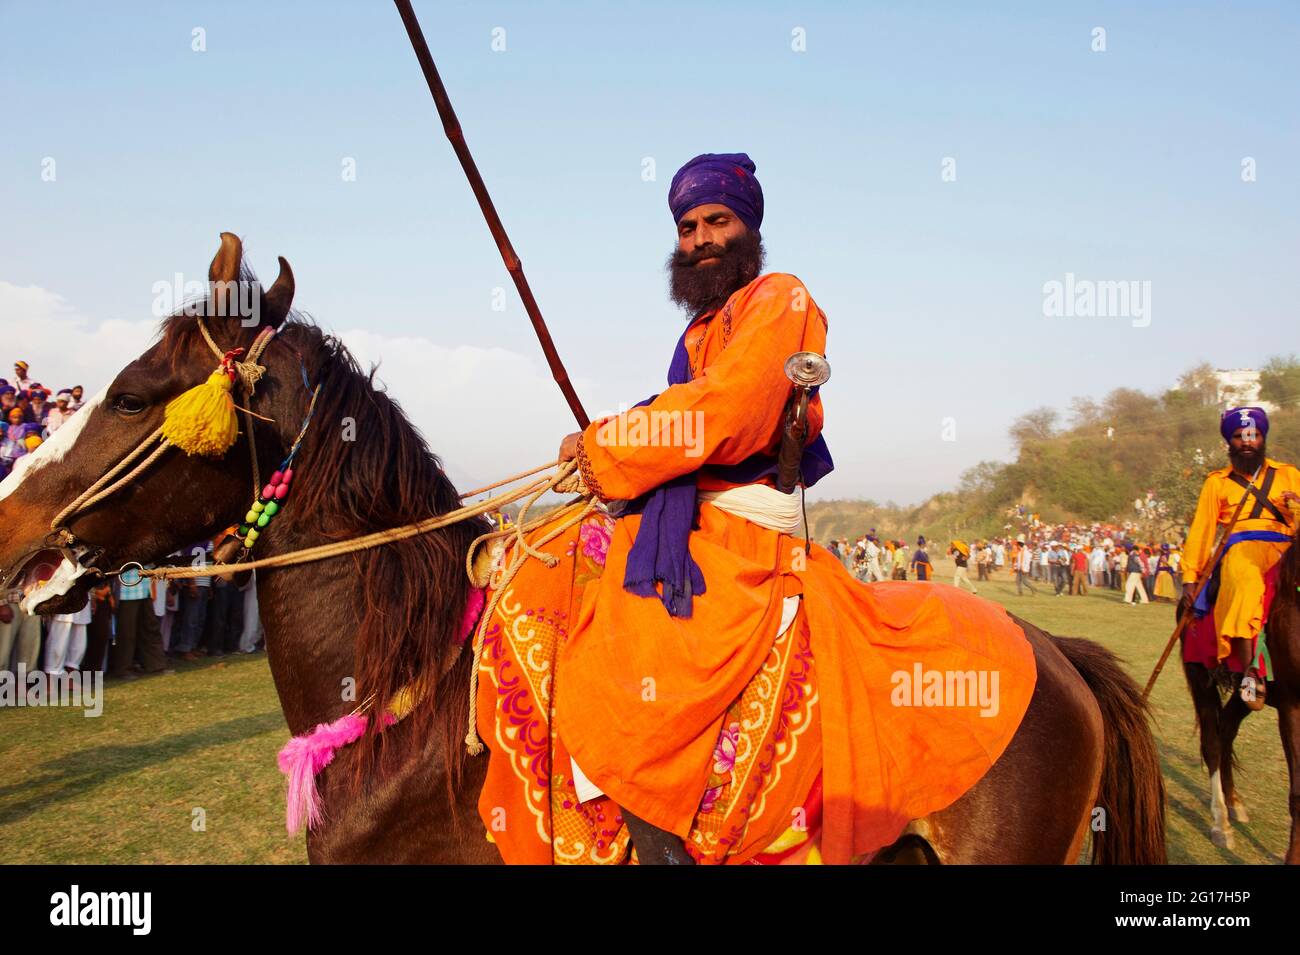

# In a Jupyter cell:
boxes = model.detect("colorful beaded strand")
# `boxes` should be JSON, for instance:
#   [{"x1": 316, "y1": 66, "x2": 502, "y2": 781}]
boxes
[{"x1": 236, "y1": 383, "x2": 321, "y2": 551}]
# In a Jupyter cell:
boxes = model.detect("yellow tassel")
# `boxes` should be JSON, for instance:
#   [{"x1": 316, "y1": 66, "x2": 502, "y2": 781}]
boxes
[{"x1": 162, "y1": 371, "x2": 239, "y2": 456}]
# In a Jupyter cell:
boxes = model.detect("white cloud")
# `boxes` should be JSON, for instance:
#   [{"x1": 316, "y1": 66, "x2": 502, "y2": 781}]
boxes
[
  {"x1": 337, "y1": 329, "x2": 592, "y2": 489},
  {"x1": 0, "y1": 281, "x2": 159, "y2": 391}
]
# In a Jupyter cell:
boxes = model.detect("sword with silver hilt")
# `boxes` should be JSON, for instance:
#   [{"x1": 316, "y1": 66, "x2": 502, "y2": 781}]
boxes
[{"x1": 776, "y1": 352, "x2": 831, "y2": 494}]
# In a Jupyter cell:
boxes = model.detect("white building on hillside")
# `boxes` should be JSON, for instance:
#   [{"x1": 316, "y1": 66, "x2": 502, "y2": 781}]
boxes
[{"x1": 1214, "y1": 368, "x2": 1276, "y2": 413}]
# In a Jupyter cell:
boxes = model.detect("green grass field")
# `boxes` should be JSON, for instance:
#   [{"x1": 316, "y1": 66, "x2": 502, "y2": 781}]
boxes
[{"x1": 1, "y1": 559, "x2": 1291, "y2": 864}]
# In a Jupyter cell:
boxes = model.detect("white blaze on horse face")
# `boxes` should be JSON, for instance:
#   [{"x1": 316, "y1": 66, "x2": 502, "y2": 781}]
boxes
[{"x1": 0, "y1": 385, "x2": 108, "y2": 503}]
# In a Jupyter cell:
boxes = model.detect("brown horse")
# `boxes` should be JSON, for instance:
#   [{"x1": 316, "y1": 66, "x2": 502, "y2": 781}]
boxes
[
  {"x1": 0, "y1": 235, "x2": 1166, "y2": 864},
  {"x1": 1179, "y1": 538, "x2": 1300, "y2": 863}
]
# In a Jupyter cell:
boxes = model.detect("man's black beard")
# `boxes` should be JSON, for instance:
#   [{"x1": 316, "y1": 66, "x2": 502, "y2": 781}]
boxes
[
  {"x1": 666, "y1": 230, "x2": 765, "y2": 316},
  {"x1": 1229, "y1": 442, "x2": 1266, "y2": 474}
]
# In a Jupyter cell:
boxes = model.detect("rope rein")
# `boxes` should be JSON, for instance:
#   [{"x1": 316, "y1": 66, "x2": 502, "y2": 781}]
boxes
[
  {"x1": 42, "y1": 314, "x2": 598, "y2": 758},
  {"x1": 137, "y1": 465, "x2": 581, "y2": 580},
  {"x1": 460, "y1": 466, "x2": 597, "y2": 753}
]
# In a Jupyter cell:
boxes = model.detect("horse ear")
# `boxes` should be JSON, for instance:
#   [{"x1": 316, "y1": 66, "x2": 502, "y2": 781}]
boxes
[
  {"x1": 208, "y1": 232, "x2": 243, "y2": 285},
  {"x1": 261, "y1": 256, "x2": 295, "y2": 329}
]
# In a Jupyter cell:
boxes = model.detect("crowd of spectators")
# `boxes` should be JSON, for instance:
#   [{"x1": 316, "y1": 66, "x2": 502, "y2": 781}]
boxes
[
  {"x1": 0, "y1": 360, "x2": 89, "y2": 479},
  {"x1": 821, "y1": 514, "x2": 1184, "y2": 609}
]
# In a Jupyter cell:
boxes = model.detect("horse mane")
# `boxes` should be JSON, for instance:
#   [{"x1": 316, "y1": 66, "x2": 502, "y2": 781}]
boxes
[{"x1": 157, "y1": 268, "x2": 487, "y2": 796}]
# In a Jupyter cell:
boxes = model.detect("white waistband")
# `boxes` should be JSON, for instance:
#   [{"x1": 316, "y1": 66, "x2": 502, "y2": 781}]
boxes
[{"x1": 698, "y1": 484, "x2": 803, "y2": 535}]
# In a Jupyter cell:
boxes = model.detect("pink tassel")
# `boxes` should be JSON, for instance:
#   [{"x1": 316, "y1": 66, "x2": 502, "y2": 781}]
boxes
[
  {"x1": 458, "y1": 587, "x2": 486, "y2": 645},
  {"x1": 277, "y1": 713, "x2": 370, "y2": 834},
  {"x1": 277, "y1": 586, "x2": 486, "y2": 835}
]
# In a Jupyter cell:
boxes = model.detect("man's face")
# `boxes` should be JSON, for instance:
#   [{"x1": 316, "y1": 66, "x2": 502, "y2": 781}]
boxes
[
  {"x1": 71, "y1": 386, "x2": 83, "y2": 400},
  {"x1": 0, "y1": 394, "x2": 12, "y2": 410},
  {"x1": 675, "y1": 203, "x2": 748, "y2": 261},
  {"x1": 667, "y1": 203, "x2": 765, "y2": 316},
  {"x1": 1228, "y1": 428, "x2": 1265, "y2": 471},
  {"x1": 14, "y1": 366, "x2": 24, "y2": 379}
]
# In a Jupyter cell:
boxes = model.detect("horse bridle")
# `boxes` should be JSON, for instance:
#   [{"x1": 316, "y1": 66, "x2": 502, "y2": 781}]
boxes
[{"x1": 0, "y1": 321, "x2": 281, "y2": 593}]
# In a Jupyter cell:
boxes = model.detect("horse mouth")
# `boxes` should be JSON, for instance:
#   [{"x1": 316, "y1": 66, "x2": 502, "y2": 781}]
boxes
[{"x1": 8, "y1": 548, "x2": 97, "y2": 615}]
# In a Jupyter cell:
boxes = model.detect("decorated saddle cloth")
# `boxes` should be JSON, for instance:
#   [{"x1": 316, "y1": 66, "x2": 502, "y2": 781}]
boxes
[{"x1": 473, "y1": 508, "x2": 1036, "y2": 864}]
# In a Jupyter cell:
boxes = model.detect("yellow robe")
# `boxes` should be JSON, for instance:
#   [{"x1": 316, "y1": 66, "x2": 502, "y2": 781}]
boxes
[{"x1": 1182, "y1": 457, "x2": 1300, "y2": 660}]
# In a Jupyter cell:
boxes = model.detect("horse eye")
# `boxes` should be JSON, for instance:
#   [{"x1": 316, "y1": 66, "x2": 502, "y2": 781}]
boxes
[{"x1": 111, "y1": 394, "x2": 147, "y2": 416}]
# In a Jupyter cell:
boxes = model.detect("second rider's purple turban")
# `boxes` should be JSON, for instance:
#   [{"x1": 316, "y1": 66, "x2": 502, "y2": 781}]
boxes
[
  {"x1": 1221, "y1": 406, "x2": 1269, "y2": 442},
  {"x1": 668, "y1": 153, "x2": 764, "y2": 232}
]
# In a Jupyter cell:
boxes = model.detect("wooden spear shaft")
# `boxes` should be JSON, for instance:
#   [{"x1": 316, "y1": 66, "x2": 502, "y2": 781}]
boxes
[
  {"x1": 1141, "y1": 480, "x2": 1254, "y2": 700},
  {"x1": 392, "y1": 0, "x2": 590, "y2": 429}
]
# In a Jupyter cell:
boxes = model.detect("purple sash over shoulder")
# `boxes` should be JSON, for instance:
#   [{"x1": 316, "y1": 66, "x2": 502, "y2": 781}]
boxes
[{"x1": 621, "y1": 324, "x2": 833, "y2": 618}]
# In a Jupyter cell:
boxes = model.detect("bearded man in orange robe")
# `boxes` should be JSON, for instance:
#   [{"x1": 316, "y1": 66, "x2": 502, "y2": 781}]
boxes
[{"x1": 553, "y1": 153, "x2": 1034, "y2": 865}]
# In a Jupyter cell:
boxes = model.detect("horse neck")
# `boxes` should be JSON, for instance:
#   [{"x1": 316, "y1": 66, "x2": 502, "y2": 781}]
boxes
[
  {"x1": 238, "y1": 360, "x2": 491, "y2": 861},
  {"x1": 249, "y1": 500, "x2": 491, "y2": 861},
  {"x1": 251, "y1": 535, "x2": 355, "y2": 736}
]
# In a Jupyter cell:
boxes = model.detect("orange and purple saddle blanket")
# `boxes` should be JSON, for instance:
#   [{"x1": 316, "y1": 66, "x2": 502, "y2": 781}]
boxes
[{"x1": 472, "y1": 510, "x2": 1038, "y2": 864}]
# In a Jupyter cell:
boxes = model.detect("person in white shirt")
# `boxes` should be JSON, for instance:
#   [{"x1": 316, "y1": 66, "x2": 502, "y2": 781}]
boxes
[
  {"x1": 1016, "y1": 543, "x2": 1038, "y2": 596},
  {"x1": 45, "y1": 391, "x2": 74, "y2": 433},
  {"x1": 1088, "y1": 544, "x2": 1108, "y2": 588},
  {"x1": 46, "y1": 600, "x2": 92, "y2": 673},
  {"x1": 864, "y1": 534, "x2": 884, "y2": 582},
  {"x1": 12, "y1": 361, "x2": 34, "y2": 393}
]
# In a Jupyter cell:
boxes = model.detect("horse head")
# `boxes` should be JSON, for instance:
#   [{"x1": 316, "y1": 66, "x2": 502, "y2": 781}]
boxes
[{"x1": 0, "y1": 232, "x2": 297, "y2": 615}]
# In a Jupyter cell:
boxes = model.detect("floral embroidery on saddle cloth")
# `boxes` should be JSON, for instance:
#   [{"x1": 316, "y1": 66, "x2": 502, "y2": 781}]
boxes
[{"x1": 473, "y1": 507, "x2": 1035, "y2": 864}]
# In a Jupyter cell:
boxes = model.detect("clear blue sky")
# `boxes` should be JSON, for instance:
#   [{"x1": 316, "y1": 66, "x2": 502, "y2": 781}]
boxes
[{"x1": 2, "y1": 1, "x2": 1297, "y2": 502}]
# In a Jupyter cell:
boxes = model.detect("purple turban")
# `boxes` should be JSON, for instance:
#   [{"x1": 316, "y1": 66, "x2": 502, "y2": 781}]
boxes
[
  {"x1": 668, "y1": 153, "x2": 764, "y2": 232},
  {"x1": 1221, "y1": 406, "x2": 1269, "y2": 442}
]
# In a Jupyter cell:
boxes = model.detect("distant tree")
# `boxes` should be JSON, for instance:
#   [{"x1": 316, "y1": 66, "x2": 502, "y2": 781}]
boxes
[
  {"x1": 1103, "y1": 387, "x2": 1154, "y2": 425},
  {"x1": 1259, "y1": 354, "x2": 1300, "y2": 407},
  {"x1": 1174, "y1": 362, "x2": 1221, "y2": 408},
  {"x1": 1009, "y1": 407, "x2": 1058, "y2": 449},
  {"x1": 1069, "y1": 396, "x2": 1102, "y2": 428},
  {"x1": 1150, "y1": 448, "x2": 1210, "y2": 535},
  {"x1": 958, "y1": 460, "x2": 1004, "y2": 496}
]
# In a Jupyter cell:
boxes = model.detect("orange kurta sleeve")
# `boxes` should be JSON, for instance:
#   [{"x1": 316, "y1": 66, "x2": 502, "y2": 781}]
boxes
[{"x1": 576, "y1": 273, "x2": 826, "y2": 501}]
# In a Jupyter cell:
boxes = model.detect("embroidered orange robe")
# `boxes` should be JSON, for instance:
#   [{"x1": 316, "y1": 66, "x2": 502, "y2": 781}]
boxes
[{"x1": 556, "y1": 273, "x2": 1036, "y2": 863}]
